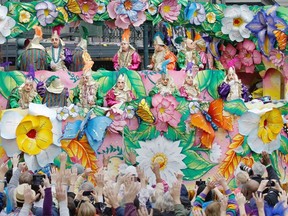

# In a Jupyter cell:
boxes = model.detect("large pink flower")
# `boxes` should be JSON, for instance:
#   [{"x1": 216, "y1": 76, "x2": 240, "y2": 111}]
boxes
[
  {"x1": 159, "y1": 0, "x2": 181, "y2": 22},
  {"x1": 78, "y1": 0, "x2": 98, "y2": 23},
  {"x1": 107, "y1": 0, "x2": 148, "y2": 29},
  {"x1": 283, "y1": 56, "x2": 288, "y2": 80},
  {"x1": 270, "y1": 49, "x2": 285, "y2": 68},
  {"x1": 219, "y1": 43, "x2": 241, "y2": 70},
  {"x1": 107, "y1": 107, "x2": 127, "y2": 133},
  {"x1": 151, "y1": 94, "x2": 181, "y2": 132},
  {"x1": 237, "y1": 39, "x2": 262, "y2": 73}
]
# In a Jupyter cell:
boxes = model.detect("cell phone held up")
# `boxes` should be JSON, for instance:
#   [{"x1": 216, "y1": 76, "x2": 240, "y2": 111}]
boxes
[{"x1": 32, "y1": 174, "x2": 45, "y2": 186}]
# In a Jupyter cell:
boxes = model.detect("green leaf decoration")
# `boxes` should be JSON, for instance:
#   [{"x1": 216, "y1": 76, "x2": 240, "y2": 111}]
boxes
[
  {"x1": 224, "y1": 99, "x2": 248, "y2": 116},
  {"x1": 176, "y1": 98, "x2": 190, "y2": 120},
  {"x1": 145, "y1": 12, "x2": 153, "y2": 21},
  {"x1": 182, "y1": 150, "x2": 216, "y2": 181},
  {"x1": 21, "y1": 3, "x2": 36, "y2": 13},
  {"x1": 152, "y1": 14, "x2": 162, "y2": 26},
  {"x1": 277, "y1": 6, "x2": 288, "y2": 24},
  {"x1": 92, "y1": 106, "x2": 106, "y2": 116},
  {"x1": 164, "y1": 126, "x2": 186, "y2": 141},
  {"x1": 270, "y1": 151, "x2": 281, "y2": 177},
  {"x1": 178, "y1": 0, "x2": 188, "y2": 7},
  {"x1": 228, "y1": 178, "x2": 238, "y2": 189},
  {"x1": 27, "y1": 16, "x2": 38, "y2": 31},
  {"x1": 123, "y1": 126, "x2": 141, "y2": 149},
  {"x1": 135, "y1": 122, "x2": 159, "y2": 141},
  {"x1": 0, "y1": 71, "x2": 26, "y2": 99},
  {"x1": 119, "y1": 68, "x2": 146, "y2": 98},
  {"x1": 92, "y1": 69, "x2": 117, "y2": 98},
  {"x1": 252, "y1": 152, "x2": 261, "y2": 162},
  {"x1": 180, "y1": 130, "x2": 196, "y2": 151},
  {"x1": 207, "y1": 70, "x2": 225, "y2": 99},
  {"x1": 279, "y1": 103, "x2": 288, "y2": 115},
  {"x1": 255, "y1": 62, "x2": 266, "y2": 72},
  {"x1": 194, "y1": 70, "x2": 212, "y2": 91},
  {"x1": 279, "y1": 135, "x2": 288, "y2": 155},
  {"x1": 236, "y1": 136, "x2": 251, "y2": 157},
  {"x1": 8, "y1": 3, "x2": 17, "y2": 16},
  {"x1": 151, "y1": 0, "x2": 162, "y2": 6}
]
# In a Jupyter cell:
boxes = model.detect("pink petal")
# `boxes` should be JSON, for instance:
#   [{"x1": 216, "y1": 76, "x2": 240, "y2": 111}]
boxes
[
  {"x1": 161, "y1": 98, "x2": 172, "y2": 108},
  {"x1": 226, "y1": 44, "x2": 237, "y2": 57},
  {"x1": 158, "y1": 112, "x2": 172, "y2": 122},
  {"x1": 166, "y1": 95, "x2": 179, "y2": 106},
  {"x1": 168, "y1": 111, "x2": 181, "y2": 127},
  {"x1": 115, "y1": 15, "x2": 130, "y2": 29},
  {"x1": 283, "y1": 62, "x2": 288, "y2": 79},
  {"x1": 105, "y1": 20, "x2": 116, "y2": 29},
  {"x1": 252, "y1": 50, "x2": 262, "y2": 64},
  {"x1": 245, "y1": 65, "x2": 255, "y2": 73},
  {"x1": 238, "y1": 50, "x2": 246, "y2": 59},
  {"x1": 242, "y1": 56, "x2": 253, "y2": 66},
  {"x1": 155, "y1": 120, "x2": 168, "y2": 132},
  {"x1": 152, "y1": 94, "x2": 163, "y2": 107},
  {"x1": 236, "y1": 42, "x2": 243, "y2": 50},
  {"x1": 107, "y1": 1, "x2": 117, "y2": 19},
  {"x1": 132, "y1": 11, "x2": 146, "y2": 27},
  {"x1": 242, "y1": 39, "x2": 255, "y2": 52}
]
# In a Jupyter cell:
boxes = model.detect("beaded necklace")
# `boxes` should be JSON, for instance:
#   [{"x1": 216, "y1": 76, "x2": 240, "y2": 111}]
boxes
[{"x1": 52, "y1": 45, "x2": 62, "y2": 63}]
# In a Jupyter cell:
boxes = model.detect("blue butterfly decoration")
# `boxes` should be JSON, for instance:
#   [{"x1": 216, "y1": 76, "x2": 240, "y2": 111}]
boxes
[{"x1": 61, "y1": 110, "x2": 112, "y2": 153}]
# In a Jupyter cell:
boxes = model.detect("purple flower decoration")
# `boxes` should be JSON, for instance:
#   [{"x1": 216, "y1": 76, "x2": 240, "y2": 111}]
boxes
[
  {"x1": 246, "y1": 8, "x2": 284, "y2": 56},
  {"x1": 35, "y1": 1, "x2": 58, "y2": 27},
  {"x1": 184, "y1": 2, "x2": 206, "y2": 25}
]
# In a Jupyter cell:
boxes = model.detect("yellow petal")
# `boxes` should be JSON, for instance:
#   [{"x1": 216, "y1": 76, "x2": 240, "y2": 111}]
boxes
[
  {"x1": 20, "y1": 115, "x2": 39, "y2": 128},
  {"x1": 16, "y1": 134, "x2": 41, "y2": 155},
  {"x1": 36, "y1": 129, "x2": 53, "y2": 150},
  {"x1": 258, "y1": 128, "x2": 270, "y2": 144},
  {"x1": 266, "y1": 109, "x2": 282, "y2": 123},
  {"x1": 37, "y1": 116, "x2": 52, "y2": 131},
  {"x1": 16, "y1": 121, "x2": 33, "y2": 136},
  {"x1": 266, "y1": 126, "x2": 277, "y2": 142}
]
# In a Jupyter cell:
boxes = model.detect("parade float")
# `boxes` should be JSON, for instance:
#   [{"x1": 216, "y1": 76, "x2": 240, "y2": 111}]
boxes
[{"x1": 0, "y1": 0, "x2": 287, "y2": 188}]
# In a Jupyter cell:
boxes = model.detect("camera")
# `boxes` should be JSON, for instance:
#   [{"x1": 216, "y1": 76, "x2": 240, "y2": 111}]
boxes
[
  {"x1": 266, "y1": 180, "x2": 276, "y2": 187},
  {"x1": 196, "y1": 179, "x2": 206, "y2": 186},
  {"x1": 83, "y1": 191, "x2": 93, "y2": 196},
  {"x1": 239, "y1": 164, "x2": 253, "y2": 176},
  {"x1": 32, "y1": 174, "x2": 45, "y2": 185}
]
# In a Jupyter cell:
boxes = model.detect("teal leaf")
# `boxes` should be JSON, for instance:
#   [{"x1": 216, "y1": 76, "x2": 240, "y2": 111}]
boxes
[
  {"x1": 279, "y1": 103, "x2": 288, "y2": 115},
  {"x1": 279, "y1": 135, "x2": 288, "y2": 155},
  {"x1": 123, "y1": 126, "x2": 140, "y2": 149},
  {"x1": 207, "y1": 70, "x2": 225, "y2": 99},
  {"x1": 177, "y1": 0, "x2": 188, "y2": 7},
  {"x1": 255, "y1": 62, "x2": 266, "y2": 72},
  {"x1": 176, "y1": 98, "x2": 190, "y2": 120},
  {"x1": 120, "y1": 68, "x2": 146, "y2": 98},
  {"x1": 182, "y1": 150, "x2": 215, "y2": 181},
  {"x1": 135, "y1": 122, "x2": 159, "y2": 141},
  {"x1": 236, "y1": 136, "x2": 251, "y2": 157},
  {"x1": 21, "y1": 3, "x2": 36, "y2": 13},
  {"x1": 164, "y1": 126, "x2": 186, "y2": 141},
  {"x1": 228, "y1": 178, "x2": 237, "y2": 189},
  {"x1": 180, "y1": 130, "x2": 196, "y2": 151},
  {"x1": 27, "y1": 16, "x2": 38, "y2": 31},
  {"x1": 92, "y1": 69, "x2": 117, "y2": 98},
  {"x1": 92, "y1": 106, "x2": 106, "y2": 116},
  {"x1": 224, "y1": 99, "x2": 248, "y2": 116},
  {"x1": 0, "y1": 71, "x2": 26, "y2": 99},
  {"x1": 152, "y1": 14, "x2": 162, "y2": 26},
  {"x1": 145, "y1": 12, "x2": 153, "y2": 21},
  {"x1": 151, "y1": 0, "x2": 162, "y2": 6},
  {"x1": 270, "y1": 151, "x2": 281, "y2": 177},
  {"x1": 194, "y1": 70, "x2": 212, "y2": 91}
]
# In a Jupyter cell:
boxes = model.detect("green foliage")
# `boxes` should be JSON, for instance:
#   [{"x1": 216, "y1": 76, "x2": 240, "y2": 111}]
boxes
[
  {"x1": 279, "y1": 103, "x2": 288, "y2": 115},
  {"x1": 224, "y1": 99, "x2": 248, "y2": 116},
  {"x1": 152, "y1": 14, "x2": 162, "y2": 26},
  {"x1": 134, "y1": 122, "x2": 160, "y2": 141},
  {"x1": 182, "y1": 150, "x2": 216, "y2": 181},
  {"x1": 279, "y1": 135, "x2": 288, "y2": 155},
  {"x1": 92, "y1": 69, "x2": 117, "y2": 98},
  {"x1": 235, "y1": 136, "x2": 251, "y2": 157},
  {"x1": 0, "y1": 71, "x2": 26, "y2": 99},
  {"x1": 270, "y1": 151, "x2": 281, "y2": 177},
  {"x1": 180, "y1": 130, "x2": 196, "y2": 152},
  {"x1": 124, "y1": 126, "x2": 141, "y2": 149}
]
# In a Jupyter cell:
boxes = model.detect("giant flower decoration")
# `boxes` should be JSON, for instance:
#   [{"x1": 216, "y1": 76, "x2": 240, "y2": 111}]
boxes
[
  {"x1": 0, "y1": 103, "x2": 62, "y2": 171},
  {"x1": 97, "y1": 2, "x2": 106, "y2": 14},
  {"x1": 78, "y1": 0, "x2": 98, "y2": 24},
  {"x1": 19, "y1": 10, "x2": 31, "y2": 23},
  {"x1": 246, "y1": 9, "x2": 283, "y2": 56},
  {"x1": 151, "y1": 94, "x2": 181, "y2": 132},
  {"x1": 185, "y1": 2, "x2": 206, "y2": 25},
  {"x1": 238, "y1": 108, "x2": 283, "y2": 154},
  {"x1": 0, "y1": 5, "x2": 16, "y2": 44},
  {"x1": 107, "y1": 0, "x2": 148, "y2": 29},
  {"x1": 221, "y1": 5, "x2": 254, "y2": 42},
  {"x1": 237, "y1": 39, "x2": 262, "y2": 73},
  {"x1": 107, "y1": 107, "x2": 127, "y2": 133},
  {"x1": 136, "y1": 136, "x2": 186, "y2": 186},
  {"x1": 35, "y1": 1, "x2": 58, "y2": 27},
  {"x1": 159, "y1": 0, "x2": 181, "y2": 23},
  {"x1": 269, "y1": 49, "x2": 285, "y2": 68},
  {"x1": 219, "y1": 43, "x2": 241, "y2": 70}
]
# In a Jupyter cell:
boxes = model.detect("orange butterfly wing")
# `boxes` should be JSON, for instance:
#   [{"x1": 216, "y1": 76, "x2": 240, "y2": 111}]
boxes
[
  {"x1": 274, "y1": 30, "x2": 287, "y2": 51},
  {"x1": 191, "y1": 113, "x2": 215, "y2": 149},
  {"x1": 208, "y1": 99, "x2": 233, "y2": 131}
]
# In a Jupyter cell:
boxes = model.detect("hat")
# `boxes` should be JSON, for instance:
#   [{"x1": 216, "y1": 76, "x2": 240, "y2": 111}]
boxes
[
  {"x1": 52, "y1": 25, "x2": 65, "y2": 46},
  {"x1": 125, "y1": 166, "x2": 138, "y2": 177},
  {"x1": 46, "y1": 75, "x2": 64, "y2": 94},
  {"x1": 122, "y1": 29, "x2": 131, "y2": 44},
  {"x1": 77, "y1": 26, "x2": 89, "y2": 50},
  {"x1": 14, "y1": 183, "x2": 35, "y2": 203}
]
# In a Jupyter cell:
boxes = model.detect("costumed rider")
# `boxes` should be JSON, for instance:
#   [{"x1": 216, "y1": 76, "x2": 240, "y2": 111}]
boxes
[
  {"x1": 46, "y1": 25, "x2": 72, "y2": 72},
  {"x1": 106, "y1": 74, "x2": 136, "y2": 108},
  {"x1": 218, "y1": 59, "x2": 250, "y2": 102},
  {"x1": 149, "y1": 60, "x2": 179, "y2": 97},
  {"x1": 72, "y1": 51, "x2": 101, "y2": 109},
  {"x1": 179, "y1": 63, "x2": 200, "y2": 100},
  {"x1": 70, "y1": 26, "x2": 89, "y2": 72},
  {"x1": 36, "y1": 75, "x2": 69, "y2": 107},
  {"x1": 17, "y1": 26, "x2": 49, "y2": 71},
  {"x1": 7, "y1": 67, "x2": 41, "y2": 109},
  {"x1": 112, "y1": 28, "x2": 141, "y2": 71},
  {"x1": 147, "y1": 32, "x2": 177, "y2": 71}
]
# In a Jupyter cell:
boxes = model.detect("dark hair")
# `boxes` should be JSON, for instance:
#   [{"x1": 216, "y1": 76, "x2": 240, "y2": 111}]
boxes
[
  {"x1": 5, "y1": 169, "x2": 12, "y2": 184},
  {"x1": 67, "y1": 197, "x2": 76, "y2": 216}
]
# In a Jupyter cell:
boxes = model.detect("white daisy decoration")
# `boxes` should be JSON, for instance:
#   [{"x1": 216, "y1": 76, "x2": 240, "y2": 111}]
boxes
[
  {"x1": 189, "y1": 101, "x2": 200, "y2": 114},
  {"x1": 56, "y1": 106, "x2": 69, "y2": 121},
  {"x1": 209, "y1": 143, "x2": 222, "y2": 163},
  {"x1": 135, "y1": 136, "x2": 186, "y2": 186},
  {"x1": 68, "y1": 104, "x2": 80, "y2": 118},
  {"x1": 125, "y1": 105, "x2": 135, "y2": 119}
]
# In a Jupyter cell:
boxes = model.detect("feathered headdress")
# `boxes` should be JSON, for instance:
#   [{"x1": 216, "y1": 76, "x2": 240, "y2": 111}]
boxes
[
  {"x1": 33, "y1": 26, "x2": 43, "y2": 38},
  {"x1": 122, "y1": 28, "x2": 131, "y2": 43},
  {"x1": 153, "y1": 32, "x2": 165, "y2": 46},
  {"x1": 52, "y1": 25, "x2": 64, "y2": 38}
]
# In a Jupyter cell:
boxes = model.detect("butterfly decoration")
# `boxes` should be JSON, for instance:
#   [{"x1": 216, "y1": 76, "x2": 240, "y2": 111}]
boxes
[
  {"x1": 273, "y1": 30, "x2": 287, "y2": 51},
  {"x1": 136, "y1": 99, "x2": 155, "y2": 124},
  {"x1": 190, "y1": 99, "x2": 233, "y2": 149},
  {"x1": 57, "y1": 0, "x2": 81, "y2": 22},
  {"x1": 61, "y1": 109, "x2": 112, "y2": 153}
]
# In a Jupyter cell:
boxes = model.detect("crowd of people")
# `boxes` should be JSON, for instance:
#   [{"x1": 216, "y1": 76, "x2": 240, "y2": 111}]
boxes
[{"x1": 0, "y1": 151, "x2": 287, "y2": 216}]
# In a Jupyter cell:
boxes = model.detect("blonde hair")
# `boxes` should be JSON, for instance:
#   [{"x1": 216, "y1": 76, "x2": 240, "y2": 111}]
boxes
[
  {"x1": 205, "y1": 201, "x2": 221, "y2": 216},
  {"x1": 77, "y1": 200, "x2": 96, "y2": 216}
]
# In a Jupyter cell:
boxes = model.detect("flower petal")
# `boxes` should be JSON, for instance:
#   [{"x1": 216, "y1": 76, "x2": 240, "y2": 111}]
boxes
[
  {"x1": 221, "y1": 17, "x2": 233, "y2": 34},
  {"x1": 24, "y1": 154, "x2": 41, "y2": 172},
  {"x1": 36, "y1": 129, "x2": 53, "y2": 150},
  {"x1": 17, "y1": 134, "x2": 42, "y2": 155},
  {"x1": 36, "y1": 144, "x2": 61, "y2": 167},
  {"x1": 1, "y1": 111, "x2": 23, "y2": 139},
  {"x1": 35, "y1": 2, "x2": 48, "y2": 10},
  {"x1": 2, "y1": 138, "x2": 21, "y2": 157},
  {"x1": 238, "y1": 111, "x2": 260, "y2": 136}
]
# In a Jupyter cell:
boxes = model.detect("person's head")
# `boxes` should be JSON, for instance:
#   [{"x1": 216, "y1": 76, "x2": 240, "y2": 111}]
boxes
[
  {"x1": 79, "y1": 181, "x2": 94, "y2": 192},
  {"x1": 161, "y1": 76, "x2": 169, "y2": 86},
  {"x1": 68, "y1": 196, "x2": 76, "y2": 216},
  {"x1": 19, "y1": 171, "x2": 33, "y2": 185},
  {"x1": 154, "y1": 44, "x2": 165, "y2": 52},
  {"x1": 154, "y1": 192, "x2": 174, "y2": 212},
  {"x1": 51, "y1": 31, "x2": 60, "y2": 48},
  {"x1": 241, "y1": 179, "x2": 259, "y2": 200},
  {"x1": 116, "y1": 74, "x2": 125, "y2": 90},
  {"x1": 227, "y1": 67, "x2": 237, "y2": 81},
  {"x1": 252, "y1": 162, "x2": 265, "y2": 176},
  {"x1": 236, "y1": 171, "x2": 250, "y2": 185},
  {"x1": 120, "y1": 41, "x2": 129, "y2": 52},
  {"x1": 205, "y1": 201, "x2": 221, "y2": 216},
  {"x1": 153, "y1": 35, "x2": 165, "y2": 52},
  {"x1": 23, "y1": 78, "x2": 34, "y2": 92},
  {"x1": 77, "y1": 200, "x2": 96, "y2": 216},
  {"x1": 185, "y1": 74, "x2": 194, "y2": 86},
  {"x1": 14, "y1": 183, "x2": 35, "y2": 207},
  {"x1": 121, "y1": 29, "x2": 132, "y2": 52}
]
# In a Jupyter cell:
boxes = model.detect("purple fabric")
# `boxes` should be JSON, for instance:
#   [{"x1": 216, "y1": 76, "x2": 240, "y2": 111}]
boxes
[
  {"x1": 241, "y1": 84, "x2": 251, "y2": 102},
  {"x1": 218, "y1": 82, "x2": 230, "y2": 100},
  {"x1": 43, "y1": 187, "x2": 52, "y2": 216},
  {"x1": 64, "y1": 47, "x2": 73, "y2": 66},
  {"x1": 36, "y1": 81, "x2": 46, "y2": 98},
  {"x1": 124, "y1": 203, "x2": 137, "y2": 216}
]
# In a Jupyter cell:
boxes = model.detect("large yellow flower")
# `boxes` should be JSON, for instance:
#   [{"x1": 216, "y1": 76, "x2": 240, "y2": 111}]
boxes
[
  {"x1": 258, "y1": 109, "x2": 283, "y2": 144},
  {"x1": 16, "y1": 115, "x2": 53, "y2": 155}
]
